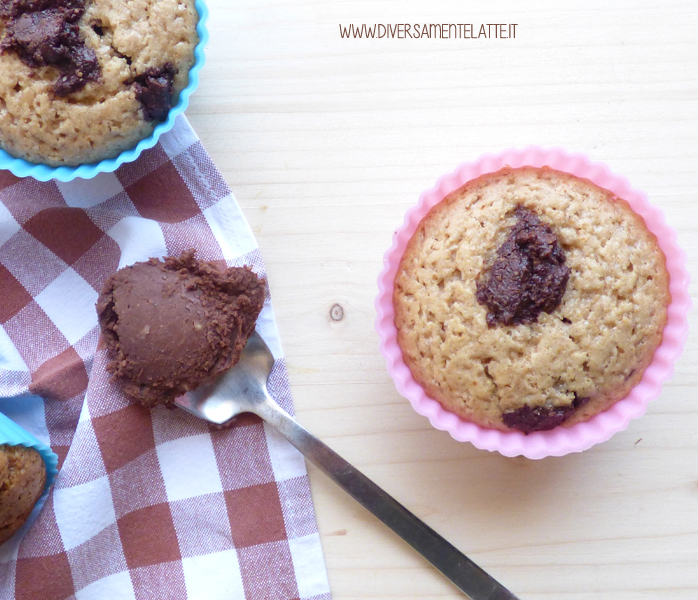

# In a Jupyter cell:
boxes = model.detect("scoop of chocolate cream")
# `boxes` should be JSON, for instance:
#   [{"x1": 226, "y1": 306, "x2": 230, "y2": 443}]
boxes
[{"x1": 96, "y1": 251, "x2": 265, "y2": 408}]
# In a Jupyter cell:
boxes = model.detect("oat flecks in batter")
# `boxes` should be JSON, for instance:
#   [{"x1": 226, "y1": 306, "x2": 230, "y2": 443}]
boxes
[
  {"x1": 393, "y1": 167, "x2": 670, "y2": 433},
  {"x1": 0, "y1": 0, "x2": 198, "y2": 166}
]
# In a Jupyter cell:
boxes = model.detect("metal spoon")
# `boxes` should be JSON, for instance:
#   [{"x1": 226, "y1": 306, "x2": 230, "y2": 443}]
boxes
[{"x1": 175, "y1": 332, "x2": 520, "y2": 600}]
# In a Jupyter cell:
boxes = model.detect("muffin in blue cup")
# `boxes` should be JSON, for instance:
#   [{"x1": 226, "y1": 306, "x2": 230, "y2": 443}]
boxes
[
  {"x1": 0, "y1": 411, "x2": 58, "y2": 545},
  {"x1": 0, "y1": 0, "x2": 209, "y2": 182}
]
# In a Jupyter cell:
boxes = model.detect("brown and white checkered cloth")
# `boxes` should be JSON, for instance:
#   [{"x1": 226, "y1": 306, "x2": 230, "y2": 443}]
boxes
[{"x1": 0, "y1": 116, "x2": 332, "y2": 600}]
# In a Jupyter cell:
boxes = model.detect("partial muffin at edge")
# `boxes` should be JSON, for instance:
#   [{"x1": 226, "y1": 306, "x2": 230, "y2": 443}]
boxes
[
  {"x1": 0, "y1": 444, "x2": 47, "y2": 545},
  {"x1": 0, "y1": 0, "x2": 199, "y2": 166}
]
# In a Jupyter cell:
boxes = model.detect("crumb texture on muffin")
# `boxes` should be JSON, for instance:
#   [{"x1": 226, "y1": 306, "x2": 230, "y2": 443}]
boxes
[
  {"x1": 393, "y1": 167, "x2": 670, "y2": 433},
  {"x1": 0, "y1": 444, "x2": 46, "y2": 545},
  {"x1": 0, "y1": 0, "x2": 198, "y2": 166}
]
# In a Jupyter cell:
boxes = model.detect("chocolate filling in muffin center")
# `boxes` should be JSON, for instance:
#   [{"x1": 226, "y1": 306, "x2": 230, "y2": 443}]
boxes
[
  {"x1": 1, "y1": 0, "x2": 100, "y2": 96},
  {"x1": 476, "y1": 206, "x2": 569, "y2": 327}
]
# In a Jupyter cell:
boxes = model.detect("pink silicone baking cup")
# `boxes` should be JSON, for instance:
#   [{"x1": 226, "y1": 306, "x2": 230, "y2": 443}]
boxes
[{"x1": 375, "y1": 147, "x2": 691, "y2": 459}]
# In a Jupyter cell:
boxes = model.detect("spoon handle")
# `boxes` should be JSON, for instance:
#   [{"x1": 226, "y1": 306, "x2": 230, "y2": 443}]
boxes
[{"x1": 254, "y1": 397, "x2": 520, "y2": 600}]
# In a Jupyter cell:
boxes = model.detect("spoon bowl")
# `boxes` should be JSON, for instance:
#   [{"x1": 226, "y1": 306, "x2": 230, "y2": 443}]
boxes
[{"x1": 176, "y1": 333, "x2": 275, "y2": 424}]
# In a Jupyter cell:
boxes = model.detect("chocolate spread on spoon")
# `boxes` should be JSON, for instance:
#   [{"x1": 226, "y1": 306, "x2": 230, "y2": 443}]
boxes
[{"x1": 96, "y1": 251, "x2": 266, "y2": 408}]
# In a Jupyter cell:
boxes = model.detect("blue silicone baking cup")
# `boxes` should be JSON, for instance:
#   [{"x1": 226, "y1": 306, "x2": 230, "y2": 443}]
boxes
[
  {"x1": 0, "y1": 0, "x2": 209, "y2": 182},
  {"x1": 0, "y1": 411, "x2": 58, "y2": 494}
]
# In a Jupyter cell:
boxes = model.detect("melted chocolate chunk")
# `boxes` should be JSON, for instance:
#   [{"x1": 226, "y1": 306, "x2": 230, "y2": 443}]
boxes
[
  {"x1": 502, "y1": 405, "x2": 573, "y2": 434},
  {"x1": 572, "y1": 393, "x2": 590, "y2": 409},
  {"x1": 0, "y1": 0, "x2": 80, "y2": 17},
  {"x1": 54, "y1": 42, "x2": 99, "y2": 96},
  {"x1": 1, "y1": 0, "x2": 100, "y2": 95},
  {"x1": 476, "y1": 206, "x2": 569, "y2": 327},
  {"x1": 7, "y1": 10, "x2": 75, "y2": 65},
  {"x1": 503, "y1": 393, "x2": 590, "y2": 434},
  {"x1": 132, "y1": 63, "x2": 177, "y2": 121}
]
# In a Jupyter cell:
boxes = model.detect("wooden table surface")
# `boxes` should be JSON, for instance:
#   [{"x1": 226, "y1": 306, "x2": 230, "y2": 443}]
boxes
[{"x1": 187, "y1": 1, "x2": 698, "y2": 598}]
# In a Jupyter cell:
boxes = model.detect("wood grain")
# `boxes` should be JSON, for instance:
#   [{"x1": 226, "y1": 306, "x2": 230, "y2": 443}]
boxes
[{"x1": 187, "y1": 1, "x2": 698, "y2": 598}]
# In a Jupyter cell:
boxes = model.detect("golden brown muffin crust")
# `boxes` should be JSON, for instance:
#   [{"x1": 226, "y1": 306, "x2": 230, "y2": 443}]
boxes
[{"x1": 393, "y1": 167, "x2": 670, "y2": 433}]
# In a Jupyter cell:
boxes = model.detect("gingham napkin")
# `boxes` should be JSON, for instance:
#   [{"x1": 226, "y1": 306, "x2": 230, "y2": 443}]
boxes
[{"x1": 0, "y1": 116, "x2": 332, "y2": 600}]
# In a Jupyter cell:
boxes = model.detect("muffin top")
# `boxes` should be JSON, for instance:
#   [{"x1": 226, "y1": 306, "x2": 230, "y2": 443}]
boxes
[
  {"x1": 0, "y1": 444, "x2": 47, "y2": 545},
  {"x1": 0, "y1": 0, "x2": 198, "y2": 166},
  {"x1": 393, "y1": 167, "x2": 670, "y2": 433}
]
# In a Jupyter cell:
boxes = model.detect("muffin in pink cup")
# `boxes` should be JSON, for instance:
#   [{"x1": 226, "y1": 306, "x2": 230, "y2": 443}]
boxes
[{"x1": 375, "y1": 147, "x2": 690, "y2": 459}]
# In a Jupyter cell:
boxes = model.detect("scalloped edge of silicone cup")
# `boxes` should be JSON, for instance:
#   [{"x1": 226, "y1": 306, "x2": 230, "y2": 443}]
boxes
[
  {"x1": 0, "y1": 411, "x2": 58, "y2": 494},
  {"x1": 0, "y1": 0, "x2": 210, "y2": 182},
  {"x1": 375, "y1": 147, "x2": 691, "y2": 459}
]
